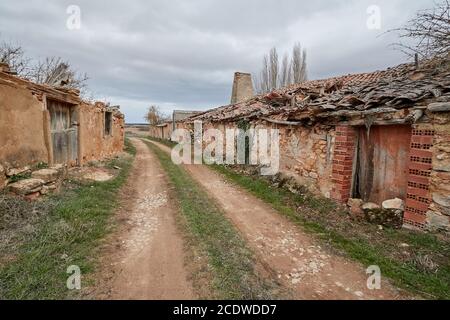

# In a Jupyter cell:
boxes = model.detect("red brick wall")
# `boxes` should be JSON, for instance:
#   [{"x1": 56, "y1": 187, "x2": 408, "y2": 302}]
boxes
[
  {"x1": 331, "y1": 125, "x2": 356, "y2": 203},
  {"x1": 404, "y1": 128, "x2": 435, "y2": 229}
]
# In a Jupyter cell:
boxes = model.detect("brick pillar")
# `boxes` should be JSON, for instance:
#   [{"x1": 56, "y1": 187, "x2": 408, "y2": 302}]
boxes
[
  {"x1": 403, "y1": 128, "x2": 435, "y2": 229},
  {"x1": 331, "y1": 125, "x2": 356, "y2": 203}
]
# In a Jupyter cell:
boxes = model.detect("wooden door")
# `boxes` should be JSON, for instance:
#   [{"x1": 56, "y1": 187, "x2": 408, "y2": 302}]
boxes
[
  {"x1": 48, "y1": 100, "x2": 78, "y2": 165},
  {"x1": 353, "y1": 125, "x2": 411, "y2": 204}
]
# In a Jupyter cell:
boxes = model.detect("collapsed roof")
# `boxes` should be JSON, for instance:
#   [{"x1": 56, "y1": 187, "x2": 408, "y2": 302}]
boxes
[{"x1": 186, "y1": 57, "x2": 450, "y2": 125}]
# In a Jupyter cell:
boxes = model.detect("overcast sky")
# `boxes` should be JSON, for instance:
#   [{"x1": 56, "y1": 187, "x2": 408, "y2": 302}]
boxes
[{"x1": 0, "y1": 0, "x2": 435, "y2": 123}]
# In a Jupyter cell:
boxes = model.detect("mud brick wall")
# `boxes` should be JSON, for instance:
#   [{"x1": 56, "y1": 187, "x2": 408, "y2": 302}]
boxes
[
  {"x1": 0, "y1": 77, "x2": 49, "y2": 168},
  {"x1": 0, "y1": 72, "x2": 124, "y2": 177},
  {"x1": 148, "y1": 124, "x2": 173, "y2": 140},
  {"x1": 78, "y1": 102, "x2": 125, "y2": 164}
]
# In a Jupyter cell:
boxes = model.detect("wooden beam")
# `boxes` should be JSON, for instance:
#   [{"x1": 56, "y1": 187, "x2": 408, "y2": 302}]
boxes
[
  {"x1": 261, "y1": 117, "x2": 302, "y2": 126},
  {"x1": 316, "y1": 107, "x2": 398, "y2": 118},
  {"x1": 428, "y1": 102, "x2": 450, "y2": 113}
]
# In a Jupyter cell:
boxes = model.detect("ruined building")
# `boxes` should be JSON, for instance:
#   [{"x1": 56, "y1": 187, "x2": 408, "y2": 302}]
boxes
[
  {"x1": 0, "y1": 62, "x2": 125, "y2": 189},
  {"x1": 182, "y1": 57, "x2": 450, "y2": 232},
  {"x1": 149, "y1": 110, "x2": 201, "y2": 140}
]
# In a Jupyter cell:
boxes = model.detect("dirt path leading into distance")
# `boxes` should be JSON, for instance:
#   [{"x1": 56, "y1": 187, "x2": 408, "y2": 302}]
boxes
[
  {"x1": 95, "y1": 138, "x2": 195, "y2": 300},
  {"x1": 148, "y1": 139, "x2": 412, "y2": 300}
]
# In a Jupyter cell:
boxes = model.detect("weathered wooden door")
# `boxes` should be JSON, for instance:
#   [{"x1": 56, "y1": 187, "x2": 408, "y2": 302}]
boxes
[
  {"x1": 353, "y1": 125, "x2": 411, "y2": 204},
  {"x1": 48, "y1": 100, "x2": 78, "y2": 165}
]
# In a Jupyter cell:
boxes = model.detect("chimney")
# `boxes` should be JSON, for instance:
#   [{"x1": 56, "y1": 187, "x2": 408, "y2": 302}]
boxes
[
  {"x1": 230, "y1": 72, "x2": 254, "y2": 104},
  {"x1": 0, "y1": 62, "x2": 11, "y2": 73}
]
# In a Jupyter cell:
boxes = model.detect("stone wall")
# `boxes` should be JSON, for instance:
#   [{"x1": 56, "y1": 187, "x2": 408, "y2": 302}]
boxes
[
  {"x1": 277, "y1": 124, "x2": 335, "y2": 197},
  {"x1": 427, "y1": 112, "x2": 450, "y2": 231},
  {"x1": 195, "y1": 118, "x2": 449, "y2": 232},
  {"x1": 191, "y1": 120, "x2": 336, "y2": 198}
]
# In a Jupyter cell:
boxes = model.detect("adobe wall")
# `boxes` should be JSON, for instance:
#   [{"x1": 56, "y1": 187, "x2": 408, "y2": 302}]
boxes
[
  {"x1": 0, "y1": 72, "x2": 125, "y2": 188},
  {"x1": 78, "y1": 102, "x2": 125, "y2": 164},
  {"x1": 149, "y1": 125, "x2": 160, "y2": 138},
  {"x1": 163, "y1": 125, "x2": 172, "y2": 140},
  {"x1": 0, "y1": 77, "x2": 49, "y2": 169},
  {"x1": 148, "y1": 124, "x2": 173, "y2": 140}
]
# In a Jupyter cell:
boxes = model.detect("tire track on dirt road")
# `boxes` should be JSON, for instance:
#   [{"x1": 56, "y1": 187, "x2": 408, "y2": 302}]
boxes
[
  {"x1": 147, "y1": 139, "x2": 413, "y2": 300},
  {"x1": 94, "y1": 138, "x2": 195, "y2": 300}
]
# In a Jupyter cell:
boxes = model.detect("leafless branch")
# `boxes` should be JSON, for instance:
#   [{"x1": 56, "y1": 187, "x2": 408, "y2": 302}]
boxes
[
  {"x1": 29, "y1": 57, "x2": 89, "y2": 94},
  {"x1": 390, "y1": 0, "x2": 450, "y2": 59},
  {"x1": 144, "y1": 105, "x2": 169, "y2": 125},
  {"x1": 0, "y1": 40, "x2": 31, "y2": 76},
  {"x1": 255, "y1": 43, "x2": 308, "y2": 94}
]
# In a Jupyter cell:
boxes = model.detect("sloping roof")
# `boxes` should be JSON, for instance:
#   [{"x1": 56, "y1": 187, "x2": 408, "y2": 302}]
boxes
[
  {"x1": 0, "y1": 68, "x2": 125, "y2": 119},
  {"x1": 186, "y1": 57, "x2": 450, "y2": 124},
  {"x1": 0, "y1": 69, "x2": 82, "y2": 105},
  {"x1": 173, "y1": 110, "x2": 202, "y2": 122}
]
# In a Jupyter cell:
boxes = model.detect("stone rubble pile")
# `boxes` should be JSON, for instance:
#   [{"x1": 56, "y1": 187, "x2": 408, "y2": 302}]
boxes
[
  {"x1": 347, "y1": 197, "x2": 405, "y2": 229},
  {"x1": 1, "y1": 165, "x2": 64, "y2": 200}
]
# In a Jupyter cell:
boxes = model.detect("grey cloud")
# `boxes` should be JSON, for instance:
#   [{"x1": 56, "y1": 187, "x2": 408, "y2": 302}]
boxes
[{"x1": 0, "y1": 0, "x2": 436, "y2": 122}]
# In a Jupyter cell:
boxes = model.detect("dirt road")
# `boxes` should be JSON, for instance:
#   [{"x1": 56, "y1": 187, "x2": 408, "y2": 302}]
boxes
[
  {"x1": 148, "y1": 140, "x2": 411, "y2": 300},
  {"x1": 95, "y1": 138, "x2": 195, "y2": 300}
]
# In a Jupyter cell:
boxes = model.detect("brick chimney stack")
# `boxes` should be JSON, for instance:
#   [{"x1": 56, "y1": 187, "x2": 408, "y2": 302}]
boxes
[{"x1": 230, "y1": 72, "x2": 254, "y2": 104}]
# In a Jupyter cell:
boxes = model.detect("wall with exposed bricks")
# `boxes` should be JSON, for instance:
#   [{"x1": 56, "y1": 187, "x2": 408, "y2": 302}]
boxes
[
  {"x1": 404, "y1": 127, "x2": 435, "y2": 229},
  {"x1": 331, "y1": 125, "x2": 355, "y2": 203}
]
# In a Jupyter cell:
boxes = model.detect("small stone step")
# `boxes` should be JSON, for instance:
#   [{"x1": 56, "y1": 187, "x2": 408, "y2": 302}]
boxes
[
  {"x1": 382, "y1": 198, "x2": 404, "y2": 211},
  {"x1": 32, "y1": 169, "x2": 60, "y2": 183},
  {"x1": 6, "y1": 166, "x2": 30, "y2": 177},
  {"x1": 9, "y1": 178, "x2": 45, "y2": 195}
]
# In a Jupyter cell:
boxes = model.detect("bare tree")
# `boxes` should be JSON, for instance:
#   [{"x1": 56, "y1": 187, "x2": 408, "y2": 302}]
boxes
[
  {"x1": 144, "y1": 105, "x2": 168, "y2": 125},
  {"x1": 292, "y1": 43, "x2": 308, "y2": 83},
  {"x1": 0, "y1": 40, "x2": 30, "y2": 76},
  {"x1": 391, "y1": 0, "x2": 450, "y2": 58},
  {"x1": 255, "y1": 43, "x2": 308, "y2": 94},
  {"x1": 269, "y1": 47, "x2": 279, "y2": 91},
  {"x1": 279, "y1": 53, "x2": 292, "y2": 88},
  {"x1": 1, "y1": 37, "x2": 91, "y2": 98},
  {"x1": 30, "y1": 57, "x2": 89, "y2": 93},
  {"x1": 259, "y1": 54, "x2": 270, "y2": 94}
]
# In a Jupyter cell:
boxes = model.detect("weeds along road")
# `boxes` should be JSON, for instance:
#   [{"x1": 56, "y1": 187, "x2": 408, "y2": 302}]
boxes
[
  {"x1": 94, "y1": 138, "x2": 195, "y2": 300},
  {"x1": 145, "y1": 138, "x2": 413, "y2": 300}
]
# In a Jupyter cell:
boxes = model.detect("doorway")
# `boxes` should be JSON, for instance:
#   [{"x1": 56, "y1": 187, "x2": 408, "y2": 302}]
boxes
[
  {"x1": 47, "y1": 99, "x2": 78, "y2": 165},
  {"x1": 352, "y1": 125, "x2": 411, "y2": 204}
]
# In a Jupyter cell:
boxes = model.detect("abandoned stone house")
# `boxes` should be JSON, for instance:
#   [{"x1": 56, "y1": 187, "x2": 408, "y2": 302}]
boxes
[
  {"x1": 0, "y1": 62, "x2": 125, "y2": 190},
  {"x1": 149, "y1": 120, "x2": 173, "y2": 140},
  {"x1": 182, "y1": 57, "x2": 450, "y2": 231},
  {"x1": 149, "y1": 110, "x2": 201, "y2": 140}
]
